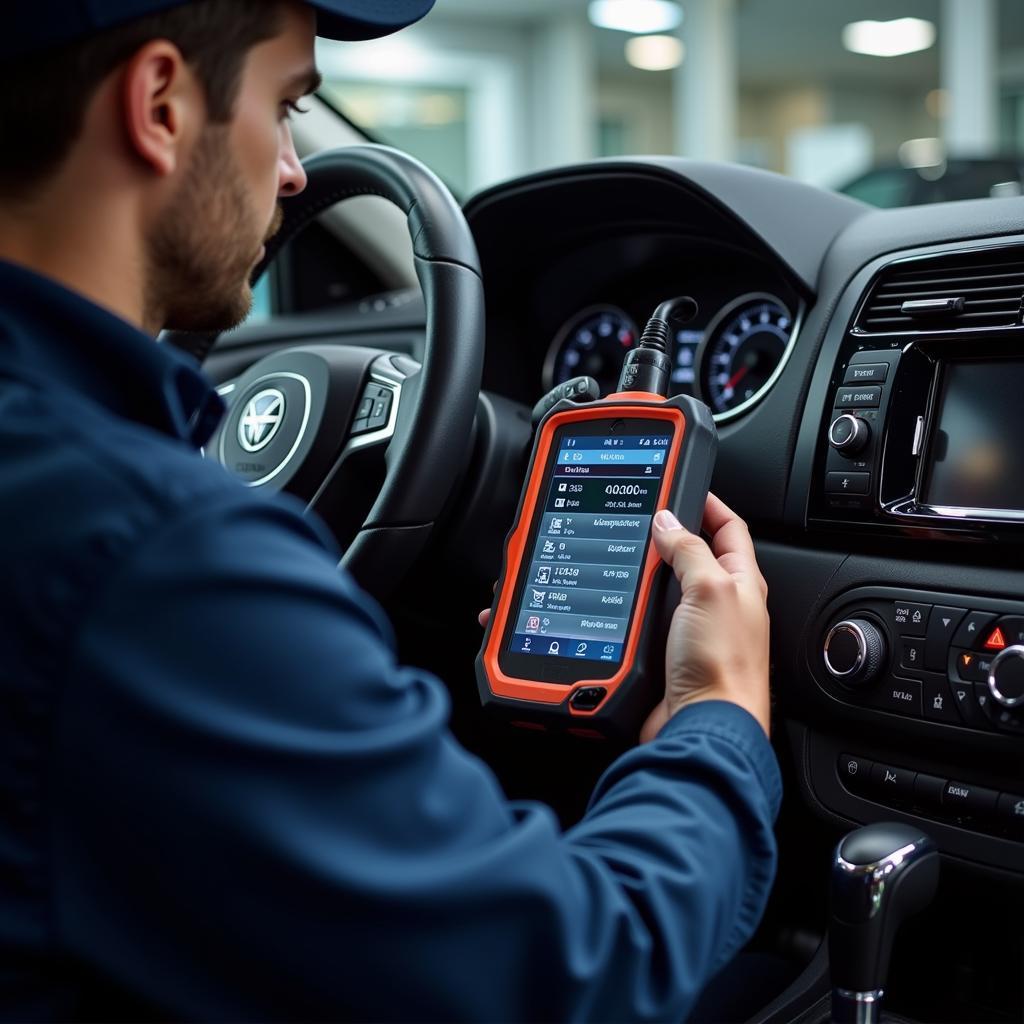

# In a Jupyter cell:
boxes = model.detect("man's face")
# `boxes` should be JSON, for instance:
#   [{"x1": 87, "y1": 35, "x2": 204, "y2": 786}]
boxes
[{"x1": 148, "y1": 2, "x2": 316, "y2": 333}]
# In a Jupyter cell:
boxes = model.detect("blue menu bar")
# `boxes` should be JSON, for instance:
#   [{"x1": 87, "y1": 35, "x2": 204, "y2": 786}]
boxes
[{"x1": 510, "y1": 633, "x2": 623, "y2": 662}]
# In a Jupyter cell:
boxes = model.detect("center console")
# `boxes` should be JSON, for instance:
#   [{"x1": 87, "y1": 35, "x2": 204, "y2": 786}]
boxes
[
  {"x1": 779, "y1": 237, "x2": 1024, "y2": 882},
  {"x1": 808, "y1": 243, "x2": 1024, "y2": 537}
]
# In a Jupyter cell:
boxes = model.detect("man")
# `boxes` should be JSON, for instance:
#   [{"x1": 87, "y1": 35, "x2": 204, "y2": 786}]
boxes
[{"x1": 0, "y1": 1, "x2": 780, "y2": 1019}]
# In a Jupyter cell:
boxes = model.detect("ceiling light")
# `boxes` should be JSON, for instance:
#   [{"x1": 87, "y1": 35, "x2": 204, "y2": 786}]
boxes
[
  {"x1": 842, "y1": 18, "x2": 935, "y2": 57},
  {"x1": 898, "y1": 137, "x2": 944, "y2": 169},
  {"x1": 625, "y1": 35, "x2": 685, "y2": 71},
  {"x1": 589, "y1": 0, "x2": 683, "y2": 35}
]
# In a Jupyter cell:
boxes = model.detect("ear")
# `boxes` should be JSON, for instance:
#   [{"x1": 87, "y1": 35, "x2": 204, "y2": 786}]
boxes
[{"x1": 121, "y1": 40, "x2": 202, "y2": 177}]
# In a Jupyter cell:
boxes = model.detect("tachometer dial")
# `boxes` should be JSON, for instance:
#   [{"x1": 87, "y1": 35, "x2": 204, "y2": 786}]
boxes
[
  {"x1": 699, "y1": 294, "x2": 794, "y2": 416},
  {"x1": 544, "y1": 306, "x2": 638, "y2": 396}
]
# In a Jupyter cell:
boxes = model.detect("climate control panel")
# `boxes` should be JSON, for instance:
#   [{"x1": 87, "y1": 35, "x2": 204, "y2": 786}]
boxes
[{"x1": 810, "y1": 587, "x2": 1024, "y2": 736}]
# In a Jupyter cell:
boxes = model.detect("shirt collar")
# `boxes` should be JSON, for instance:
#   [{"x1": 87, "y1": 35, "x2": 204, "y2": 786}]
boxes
[{"x1": 0, "y1": 259, "x2": 225, "y2": 448}]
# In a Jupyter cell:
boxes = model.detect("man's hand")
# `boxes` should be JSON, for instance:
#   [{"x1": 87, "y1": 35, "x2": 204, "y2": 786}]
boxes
[{"x1": 641, "y1": 494, "x2": 770, "y2": 742}]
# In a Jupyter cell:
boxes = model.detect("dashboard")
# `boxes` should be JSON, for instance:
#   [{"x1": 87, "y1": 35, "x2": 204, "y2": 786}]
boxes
[
  {"x1": 543, "y1": 291, "x2": 799, "y2": 419},
  {"x1": 212, "y1": 153, "x2": 1024, "y2": 1021}
]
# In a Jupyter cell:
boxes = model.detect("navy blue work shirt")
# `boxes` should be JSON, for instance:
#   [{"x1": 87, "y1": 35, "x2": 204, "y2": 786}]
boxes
[{"x1": 0, "y1": 258, "x2": 782, "y2": 1022}]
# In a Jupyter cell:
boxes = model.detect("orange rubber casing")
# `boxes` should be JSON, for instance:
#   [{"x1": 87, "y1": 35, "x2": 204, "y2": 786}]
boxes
[{"x1": 475, "y1": 392, "x2": 717, "y2": 734}]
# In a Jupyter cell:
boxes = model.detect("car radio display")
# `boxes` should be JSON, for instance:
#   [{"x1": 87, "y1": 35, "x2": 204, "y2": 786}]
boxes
[
  {"x1": 507, "y1": 426, "x2": 672, "y2": 666},
  {"x1": 926, "y1": 360, "x2": 1024, "y2": 512}
]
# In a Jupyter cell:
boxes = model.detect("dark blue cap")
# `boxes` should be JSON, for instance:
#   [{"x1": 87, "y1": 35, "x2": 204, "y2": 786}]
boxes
[{"x1": 5, "y1": 0, "x2": 436, "y2": 60}]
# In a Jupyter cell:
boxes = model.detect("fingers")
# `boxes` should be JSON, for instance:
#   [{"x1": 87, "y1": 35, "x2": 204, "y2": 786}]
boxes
[{"x1": 478, "y1": 608, "x2": 491, "y2": 628}]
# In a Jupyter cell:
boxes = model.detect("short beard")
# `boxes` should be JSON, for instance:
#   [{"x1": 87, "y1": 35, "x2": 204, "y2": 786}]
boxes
[{"x1": 145, "y1": 125, "x2": 266, "y2": 334}]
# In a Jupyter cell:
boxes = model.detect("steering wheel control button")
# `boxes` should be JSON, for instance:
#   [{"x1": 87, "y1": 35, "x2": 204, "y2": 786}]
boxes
[
  {"x1": 570, "y1": 687, "x2": 606, "y2": 711},
  {"x1": 924, "y1": 605, "x2": 967, "y2": 671},
  {"x1": 987, "y1": 645, "x2": 1024, "y2": 708},
  {"x1": 826, "y1": 471, "x2": 870, "y2": 495},
  {"x1": 893, "y1": 602, "x2": 931, "y2": 635},
  {"x1": 869, "y1": 678, "x2": 923, "y2": 717},
  {"x1": 828, "y1": 414, "x2": 871, "y2": 457},
  {"x1": 952, "y1": 611, "x2": 998, "y2": 650},
  {"x1": 837, "y1": 754, "x2": 874, "y2": 794},
  {"x1": 899, "y1": 637, "x2": 925, "y2": 672},
  {"x1": 843, "y1": 362, "x2": 889, "y2": 384},
  {"x1": 835, "y1": 385, "x2": 882, "y2": 409},
  {"x1": 942, "y1": 780, "x2": 999, "y2": 819},
  {"x1": 351, "y1": 384, "x2": 395, "y2": 435},
  {"x1": 871, "y1": 763, "x2": 916, "y2": 800}
]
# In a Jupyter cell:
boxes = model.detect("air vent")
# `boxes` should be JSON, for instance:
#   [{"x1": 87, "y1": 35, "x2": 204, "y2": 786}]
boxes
[{"x1": 854, "y1": 247, "x2": 1024, "y2": 334}]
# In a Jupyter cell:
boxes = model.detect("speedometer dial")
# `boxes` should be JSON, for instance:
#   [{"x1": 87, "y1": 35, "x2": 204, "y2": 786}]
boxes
[
  {"x1": 544, "y1": 306, "x2": 638, "y2": 396},
  {"x1": 700, "y1": 294, "x2": 794, "y2": 417}
]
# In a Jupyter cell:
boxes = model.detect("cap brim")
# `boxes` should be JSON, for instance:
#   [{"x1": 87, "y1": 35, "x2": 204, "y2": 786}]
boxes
[{"x1": 311, "y1": 0, "x2": 436, "y2": 41}]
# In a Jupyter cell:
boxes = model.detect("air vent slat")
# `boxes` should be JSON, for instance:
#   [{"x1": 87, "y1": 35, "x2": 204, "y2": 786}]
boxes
[
  {"x1": 854, "y1": 247, "x2": 1024, "y2": 334},
  {"x1": 885, "y1": 261, "x2": 1024, "y2": 280},
  {"x1": 878, "y1": 280, "x2": 1024, "y2": 297}
]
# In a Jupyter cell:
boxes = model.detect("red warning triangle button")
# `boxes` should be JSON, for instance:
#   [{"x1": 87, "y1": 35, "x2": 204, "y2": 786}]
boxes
[{"x1": 984, "y1": 626, "x2": 1007, "y2": 651}]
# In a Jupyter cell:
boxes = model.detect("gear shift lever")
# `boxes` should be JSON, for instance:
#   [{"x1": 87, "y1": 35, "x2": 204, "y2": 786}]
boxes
[{"x1": 829, "y1": 823, "x2": 939, "y2": 1024}]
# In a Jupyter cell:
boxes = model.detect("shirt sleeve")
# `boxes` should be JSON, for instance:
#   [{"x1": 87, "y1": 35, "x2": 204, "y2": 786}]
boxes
[{"x1": 51, "y1": 488, "x2": 781, "y2": 1023}]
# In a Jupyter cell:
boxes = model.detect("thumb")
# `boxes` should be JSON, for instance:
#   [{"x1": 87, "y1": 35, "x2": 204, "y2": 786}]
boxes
[{"x1": 652, "y1": 509, "x2": 720, "y2": 587}]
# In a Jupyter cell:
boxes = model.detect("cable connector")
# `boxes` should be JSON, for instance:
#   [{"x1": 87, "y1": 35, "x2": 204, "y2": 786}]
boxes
[{"x1": 617, "y1": 296, "x2": 698, "y2": 397}]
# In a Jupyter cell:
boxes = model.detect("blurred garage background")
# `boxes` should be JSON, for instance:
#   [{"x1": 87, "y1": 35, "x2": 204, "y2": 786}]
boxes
[{"x1": 312, "y1": 0, "x2": 1024, "y2": 206}]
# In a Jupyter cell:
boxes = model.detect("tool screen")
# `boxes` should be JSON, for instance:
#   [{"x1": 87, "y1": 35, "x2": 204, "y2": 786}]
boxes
[{"x1": 506, "y1": 422, "x2": 673, "y2": 669}]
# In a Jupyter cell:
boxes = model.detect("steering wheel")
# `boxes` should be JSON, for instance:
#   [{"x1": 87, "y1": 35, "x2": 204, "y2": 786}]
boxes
[{"x1": 164, "y1": 145, "x2": 485, "y2": 601}]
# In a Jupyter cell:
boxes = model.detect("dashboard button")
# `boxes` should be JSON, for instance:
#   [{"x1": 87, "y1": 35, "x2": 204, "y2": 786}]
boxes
[
  {"x1": 843, "y1": 363, "x2": 889, "y2": 384},
  {"x1": 993, "y1": 615, "x2": 1024, "y2": 648},
  {"x1": 893, "y1": 602, "x2": 930, "y2": 635},
  {"x1": 952, "y1": 611, "x2": 997, "y2": 650},
  {"x1": 838, "y1": 753, "x2": 873, "y2": 793},
  {"x1": 871, "y1": 762, "x2": 916, "y2": 799},
  {"x1": 835, "y1": 385, "x2": 882, "y2": 408},
  {"x1": 913, "y1": 773, "x2": 947, "y2": 810},
  {"x1": 993, "y1": 707, "x2": 1024, "y2": 734},
  {"x1": 996, "y1": 793, "x2": 1024, "y2": 835},
  {"x1": 899, "y1": 637, "x2": 925, "y2": 671},
  {"x1": 826, "y1": 471, "x2": 870, "y2": 495},
  {"x1": 974, "y1": 683, "x2": 997, "y2": 723},
  {"x1": 921, "y1": 674, "x2": 960, "y2": 724},
  {"x1": 943, "y1": 779, "x2": 999, "y2": 818},
  {"x1": 951, "y1": 648, "x2": 992, "y2": 683},
  {"x1": 868, "y1": 678, "x2": 922, "y2": 717},
  {"x1": 924, "y1": 606, "x2": 967, "y2": 671},
  {"x1": 948, "y1": 678, "x2": 989, "y2": 730}
]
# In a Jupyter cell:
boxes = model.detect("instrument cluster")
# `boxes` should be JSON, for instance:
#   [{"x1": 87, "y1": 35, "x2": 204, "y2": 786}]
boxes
[{"x1": 543, "y1": 292, "x2": 800, "y2": 421}]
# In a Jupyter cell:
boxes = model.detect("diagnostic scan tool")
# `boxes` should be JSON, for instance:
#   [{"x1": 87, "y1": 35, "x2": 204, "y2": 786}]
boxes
[{"x1": 477, "y1": 298, "x2": 718, "y2": 736}]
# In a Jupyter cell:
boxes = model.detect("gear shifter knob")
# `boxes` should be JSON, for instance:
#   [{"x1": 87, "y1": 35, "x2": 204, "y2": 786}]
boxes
[{"x1": 829, "y1": 823, "x2": 939, "y2": 1024}]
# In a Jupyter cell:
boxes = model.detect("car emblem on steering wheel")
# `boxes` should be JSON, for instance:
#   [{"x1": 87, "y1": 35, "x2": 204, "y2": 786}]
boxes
[{"x1": 238, "y1": 388, "x2": 286, "y2": 452}]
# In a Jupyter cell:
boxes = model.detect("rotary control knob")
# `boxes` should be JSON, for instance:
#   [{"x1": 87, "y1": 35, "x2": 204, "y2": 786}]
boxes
[
  {"x1": 987, "y1": 645, "x2": 1024, "y2": 709},
  {"x1": 824, "y1": 619, "x2": 887, "y2": 686},
  {"x1": 829, "y1": 414, "x2": 870, "y2": 457}
]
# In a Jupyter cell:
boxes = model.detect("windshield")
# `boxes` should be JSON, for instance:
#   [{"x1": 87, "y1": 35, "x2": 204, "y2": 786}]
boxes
[{"x1": 316, "y1": 0, "x2": 1024, "y2": 207}]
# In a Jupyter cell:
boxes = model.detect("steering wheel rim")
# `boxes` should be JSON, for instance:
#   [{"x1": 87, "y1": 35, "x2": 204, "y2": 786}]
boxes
[{"x1": 165, "y1": 145, "x2": 485, "y2": 600}]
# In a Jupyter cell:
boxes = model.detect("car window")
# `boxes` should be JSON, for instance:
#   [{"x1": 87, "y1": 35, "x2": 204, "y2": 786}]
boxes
[{"x1": 314, "y1": 0, "x2": 1024, "y2": 208}]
